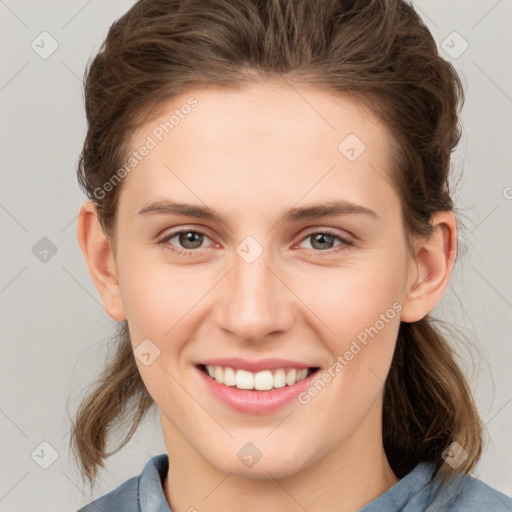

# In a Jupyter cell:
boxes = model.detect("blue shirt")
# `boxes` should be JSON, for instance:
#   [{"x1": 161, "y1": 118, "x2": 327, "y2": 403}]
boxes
[{"x1": 77, "y1": 453, "x2": 512, "y2": 511}]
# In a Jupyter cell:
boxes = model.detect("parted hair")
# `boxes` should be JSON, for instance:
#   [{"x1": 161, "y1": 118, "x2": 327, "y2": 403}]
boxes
[{"x1": 70, "y1": 0, "x2": 483, "y2": 488}]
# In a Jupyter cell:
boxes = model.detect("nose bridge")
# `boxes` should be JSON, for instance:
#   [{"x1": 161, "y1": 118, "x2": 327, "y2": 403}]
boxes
[{"x1": 217, "y1": 239, "x2": 292, "y2": 341}]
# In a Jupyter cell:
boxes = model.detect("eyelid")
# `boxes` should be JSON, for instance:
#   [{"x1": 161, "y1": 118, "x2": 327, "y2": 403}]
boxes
[
  {"x1": 298, "y1": 227, "x2": 355, "y2": 244},
  {"x1": 157, "y1": 225, "x2": 355, "y2": 254},
  {"x1": 157, "y1": 226, "x2": 217, "y2": 248}
]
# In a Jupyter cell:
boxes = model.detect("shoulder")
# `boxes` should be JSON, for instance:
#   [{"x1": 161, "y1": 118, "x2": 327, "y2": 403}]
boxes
[
  {"x1": 76, "y1": 475, "x2": 139, "y2": 512},
  {"x1": 415, "y1": 463, "x2": 512, "y2": 512},
  {"x1": 360, "y1": 462, "x2": 511, "y2": 512},
  {"x1": 76, "y1": 453, "x2": 169, "y2": 512},
  {"x1": 443, "y1": 473, "x2": 512, "y2": 512}
]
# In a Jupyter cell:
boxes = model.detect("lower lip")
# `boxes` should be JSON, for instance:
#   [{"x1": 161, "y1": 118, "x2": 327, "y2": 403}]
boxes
[{"x1": 196, "y1": 366, "x2": 317, "y2": 415}]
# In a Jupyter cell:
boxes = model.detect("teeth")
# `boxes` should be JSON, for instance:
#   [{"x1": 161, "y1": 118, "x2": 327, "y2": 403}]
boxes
[
  {"x1": 273, "y1": 369, "x2": 286, "y2": 388},
  {"x1": 214, "y1": 365, "x2": 224, "y2": 384},
  {"x1": 254, "y1": 370, "x2": 273, "y2": 391},
  {"x1": 204, "y1": 365, "x2": 311, "y2": 390},
  {"x1": 224, "y1": 367, "x2": 236, "y2": 386},
  {"x1": 297, "y1": 369, "x2": 308, "y2": 381},
  {"x1": 285, "y1": 368, "x2": 297, "y2": 386},
  {"x1": 236, "y1": 369, "x2": 254, "y2": 390}
]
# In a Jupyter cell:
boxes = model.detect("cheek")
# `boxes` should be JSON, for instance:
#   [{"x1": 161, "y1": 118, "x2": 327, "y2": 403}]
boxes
[
  {"x1": 116, "y1": 248, "x2": 190, "y2": 333},
  {"x1": 118, "y1": 233, "x2": 406, "y2": 345},
  {"x1": 302, "y1": 288, "x2": 401, "y2": 435},
  {"x1": 116, "y1": 251, "x2": 218, "y2": 383},
  {"x1": 291, "y1": 252, "x2": 404, "y2": 337},
  {"x1": 291, "y1": 254, "x2": 404, "y2": 400}
]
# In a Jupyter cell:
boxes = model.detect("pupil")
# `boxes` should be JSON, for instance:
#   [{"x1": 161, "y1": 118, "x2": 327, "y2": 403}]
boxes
[
  {"x1": 181, "y1": 232, "x2": 202, "y2": 249},
  {"x1": 314, "y1": 233, "x2": 332, "y2": 250}
]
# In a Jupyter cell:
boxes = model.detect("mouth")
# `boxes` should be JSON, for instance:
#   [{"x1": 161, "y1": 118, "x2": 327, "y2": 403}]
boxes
[
  {"x1": 195, "y1": 361, "x2": 321, "y2": 414},
  {"x1": 197, "y1": 364, "x2": 320, "y2": 391}
]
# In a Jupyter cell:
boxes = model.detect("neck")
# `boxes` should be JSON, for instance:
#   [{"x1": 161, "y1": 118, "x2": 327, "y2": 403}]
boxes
[{"x1": 161, "y1": 402, "x2": 399, "y2": 512}]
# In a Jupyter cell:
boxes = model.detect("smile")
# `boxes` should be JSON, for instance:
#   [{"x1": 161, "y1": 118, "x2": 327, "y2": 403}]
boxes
[
  {"x1": 195, "y1": 360, "x2": 321, "y2": 414},
  {"x1": 200, "y1": 364, "x2": 316, "y2": 391}
]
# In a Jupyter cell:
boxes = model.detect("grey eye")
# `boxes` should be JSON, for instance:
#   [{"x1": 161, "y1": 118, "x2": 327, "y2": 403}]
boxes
[{"x1": 175, "y1": 231, "x2": 205, "y2": 249}]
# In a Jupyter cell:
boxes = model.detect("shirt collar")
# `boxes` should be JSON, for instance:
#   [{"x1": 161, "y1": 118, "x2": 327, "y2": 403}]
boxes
[
  {"x1": 138, "y1": 454, "x2": 447, "y2": 512},
  {"x1": 139, "y1": 453, "x2": 172, "y2": 512}
]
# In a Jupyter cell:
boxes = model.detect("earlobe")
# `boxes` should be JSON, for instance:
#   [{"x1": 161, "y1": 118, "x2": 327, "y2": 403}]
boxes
[
  {"x1": 76, "y1": 201, "x2": 127, "y2": 322},
  {"x1": 400, "y1": 211, "x2": 457, "y2": 323}
]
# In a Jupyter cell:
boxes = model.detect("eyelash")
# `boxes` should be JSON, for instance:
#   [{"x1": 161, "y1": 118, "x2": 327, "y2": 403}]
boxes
[{"x1": 156, "y1": 228, "x2": 354, "y2": 257}]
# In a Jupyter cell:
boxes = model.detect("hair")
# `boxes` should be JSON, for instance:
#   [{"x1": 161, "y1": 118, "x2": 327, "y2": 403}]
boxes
[{"x1": 70, "y1": 0, "x2": 484, "y2": 490}]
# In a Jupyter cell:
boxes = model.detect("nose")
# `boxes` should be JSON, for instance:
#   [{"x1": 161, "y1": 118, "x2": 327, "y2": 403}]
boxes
[{"x1": 215, "y1": 243, "x2": 295, "y2": 344}]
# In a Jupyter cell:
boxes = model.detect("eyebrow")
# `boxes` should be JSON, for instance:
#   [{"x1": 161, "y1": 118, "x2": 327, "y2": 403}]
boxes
[{"x1": 137, "y1": 199, "x2": 379, "y2": 224}]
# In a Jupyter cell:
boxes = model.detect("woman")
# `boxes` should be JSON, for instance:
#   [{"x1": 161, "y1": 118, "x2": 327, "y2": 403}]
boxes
[{"x1": 71, "y1": 0, "x2": 512, "y2": 510}]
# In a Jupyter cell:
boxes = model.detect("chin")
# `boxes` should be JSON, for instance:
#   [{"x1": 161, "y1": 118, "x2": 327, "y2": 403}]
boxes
[{"x1": 200, "y1": 441, "x2": 319, "y2": 480}]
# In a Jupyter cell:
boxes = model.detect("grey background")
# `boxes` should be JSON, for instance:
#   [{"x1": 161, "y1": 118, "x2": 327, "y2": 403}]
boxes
[{"x1": 0, "y1": 0, "x2": 511, "y2": 510}]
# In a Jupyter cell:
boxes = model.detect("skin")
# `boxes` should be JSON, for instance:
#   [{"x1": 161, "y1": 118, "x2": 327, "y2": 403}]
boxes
[{"x1": 77, "y1": 79, "x2": 457, "y2": 512}]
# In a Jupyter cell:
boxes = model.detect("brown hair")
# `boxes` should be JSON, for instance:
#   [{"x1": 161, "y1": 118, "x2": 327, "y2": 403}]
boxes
[{"x1": 70, "y1": 0, "x2": 483, "y2": 489}]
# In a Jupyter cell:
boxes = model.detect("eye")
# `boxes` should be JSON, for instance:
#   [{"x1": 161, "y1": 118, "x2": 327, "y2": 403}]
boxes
[
  {"x1": 157, "y1": 228, "x2": 215, "y2": 256},
  {"x1": 297, "y1": 230, "x2": 354, "y2": 252},
  {"x1": 157, "y1": 227, "x2": 354, "y2": 257}
]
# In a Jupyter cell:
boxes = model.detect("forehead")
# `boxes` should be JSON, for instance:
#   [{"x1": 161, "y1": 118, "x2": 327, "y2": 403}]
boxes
[{"x1": 118, "y1": 81, "x2": 399, "y2": 223}]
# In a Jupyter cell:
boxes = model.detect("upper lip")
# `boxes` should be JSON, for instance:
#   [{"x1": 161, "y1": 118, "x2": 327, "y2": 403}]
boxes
[{"x1": 197, "y1": 358, "x2": 318, "y2": 373}]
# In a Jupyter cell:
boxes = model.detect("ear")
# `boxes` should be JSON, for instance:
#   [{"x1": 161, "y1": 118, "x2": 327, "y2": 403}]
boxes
[
  {"x1": 76, "y1": 201, "x2": 127, "y2": 322},
  {"x1": 400, "y1": 210, "x2": 457, "y2": 323}
]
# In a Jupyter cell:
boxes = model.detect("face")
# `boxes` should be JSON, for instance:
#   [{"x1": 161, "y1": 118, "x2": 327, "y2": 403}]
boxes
[{"x1": 107, "y1": 81, "x2": 418, "y2": 478}]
